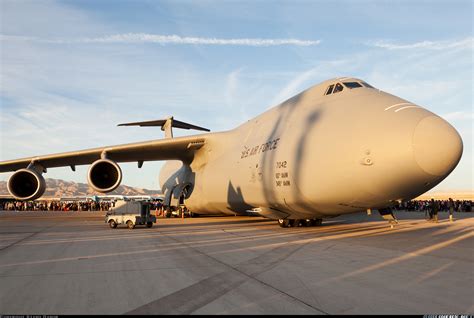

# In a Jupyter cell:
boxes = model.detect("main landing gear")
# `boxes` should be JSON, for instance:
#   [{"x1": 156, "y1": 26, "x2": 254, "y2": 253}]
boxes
[{"x1": 278, "y1": 218, "x2": 322, "y2": 228}]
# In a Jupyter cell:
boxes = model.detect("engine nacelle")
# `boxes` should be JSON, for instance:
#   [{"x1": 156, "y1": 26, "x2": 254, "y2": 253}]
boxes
[
  {"x1": 87, "y1": 159, "x2": 122, "y2": 193},
  {"x1": 7, "y1": 168, "x2": 46, "y2": 200}
]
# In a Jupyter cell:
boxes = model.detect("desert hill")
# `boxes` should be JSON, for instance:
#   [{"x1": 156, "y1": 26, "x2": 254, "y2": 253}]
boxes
[{"x1": 0, "y1": 178, "x2": 161, "y2": 198}]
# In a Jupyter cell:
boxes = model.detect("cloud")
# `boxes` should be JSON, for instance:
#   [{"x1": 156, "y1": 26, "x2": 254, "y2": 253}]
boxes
[
  {"x1": 225, "y1": 68, "x2": 242, "y2": 109},
  {"x1": 269, "y1": 59, "x2": 351, "y2": 107},
  {"x1": 1, "y1": 33, "x2": 321, "y2": 47},
  {"x1": 270, "y1": 67, "x2": 320, "y2": 106},
  {"x1": 367, "y1": 37, "x2": 473, "y2": 50}
]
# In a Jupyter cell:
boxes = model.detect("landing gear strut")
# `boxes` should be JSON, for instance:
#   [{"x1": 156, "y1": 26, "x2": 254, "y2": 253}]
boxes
[{"x1": 278, "y1": 218, "x2": 322, "y2": 228}]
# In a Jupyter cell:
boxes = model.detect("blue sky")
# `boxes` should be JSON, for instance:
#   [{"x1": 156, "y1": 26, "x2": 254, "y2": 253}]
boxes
[{"x1": 0, "y1": 0, "x2": 472, "y2": 192}]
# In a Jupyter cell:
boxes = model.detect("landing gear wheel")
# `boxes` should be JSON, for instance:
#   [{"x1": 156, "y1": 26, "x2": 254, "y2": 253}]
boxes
[
  {"x1": 126, "y1": 220, "x2": 135, "y2": 229},
  {"x1": 146, "y1": 222, "x2": 153, "y2": 228},
  {"x1": 304, "y1": 219, "x2": 313, "y2": 227},
  {"x1": 109, "y1": 220, "x2": 117, "y2": 229},
  {"x1": 311, "y1": 219, "x2": 322, "y2": 226},
  {"x1": 278, "y1": 219, "x2": 291, "y2": 228}
]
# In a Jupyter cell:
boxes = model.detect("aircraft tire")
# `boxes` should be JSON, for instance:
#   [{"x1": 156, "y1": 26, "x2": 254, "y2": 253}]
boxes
[
  {"x1": 165, "y1": 207, "x2": 172, "y2": 218},
  {"x1": 311, "y1": 219, "x2": 323, "y2": 226},
  {"x1": 278, "y1": 219, "x2": 291, "y2": 228}
]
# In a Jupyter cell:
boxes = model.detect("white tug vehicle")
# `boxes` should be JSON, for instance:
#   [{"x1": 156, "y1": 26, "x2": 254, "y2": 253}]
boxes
[{"x1": 105, "y1": 200, "x2": 156, "y2": 229}]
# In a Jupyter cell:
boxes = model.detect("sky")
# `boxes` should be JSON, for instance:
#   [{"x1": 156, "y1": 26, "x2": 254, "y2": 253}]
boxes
[{"x1": 0, "y1": 0, "x2": 472, "y2": 192}]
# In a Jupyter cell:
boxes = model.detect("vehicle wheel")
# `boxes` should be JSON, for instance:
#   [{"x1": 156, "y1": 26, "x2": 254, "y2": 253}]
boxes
[
  {"x1": 109, "y1": 220, "x2": 117, "y2": 229},
  {"x1": 278, "y1": 219, "x2": 291, "y2": 228},
  {"x1": 126, "y1": 220, "x2": 135, "y2": 229},
  {"x1": 146, "y1": 222, "x2": 153, "y2": 228}
]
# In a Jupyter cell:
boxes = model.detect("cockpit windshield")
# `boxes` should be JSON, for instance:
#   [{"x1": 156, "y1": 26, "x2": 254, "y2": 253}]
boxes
[
  {"x1": 333, "y1": 83, "x2": 344, "y2": 93},
  {"x1": 342, "y1": 82, "x2": 363, "y2": 89},
  {"x1": 325, "y1": 80, "x2": 375, "y2": 96},
  {"x1": 326, "y1": 84, "x2": 334, "y2": 95}
]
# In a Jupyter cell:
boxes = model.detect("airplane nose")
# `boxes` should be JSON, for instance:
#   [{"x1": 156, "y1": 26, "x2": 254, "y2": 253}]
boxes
[{"x1": 413, "y1": 115, "x2": 463, "y2": 176}]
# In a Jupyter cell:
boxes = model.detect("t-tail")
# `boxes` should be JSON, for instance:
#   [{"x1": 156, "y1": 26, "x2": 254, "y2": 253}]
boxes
[{"x1": 117, "y1": 116, "x2": 210, "y2": 138}]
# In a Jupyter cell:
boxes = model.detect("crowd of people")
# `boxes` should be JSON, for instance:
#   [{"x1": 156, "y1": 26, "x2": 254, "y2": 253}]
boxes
[
  {"x1": 0, "y1": 198, "x2": 471, "y2": 213},
  {"x1": 393, "y1": 199, "x2": 472, "y2": 212},
  {"x1": 0, "y1": 200, "x2": 116, "y2": 212}
]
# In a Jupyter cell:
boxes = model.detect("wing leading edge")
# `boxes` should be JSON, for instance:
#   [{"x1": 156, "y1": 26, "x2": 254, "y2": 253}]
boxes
[{"x1": 0, "y1": 135, "x2": 206, "y2": 173}]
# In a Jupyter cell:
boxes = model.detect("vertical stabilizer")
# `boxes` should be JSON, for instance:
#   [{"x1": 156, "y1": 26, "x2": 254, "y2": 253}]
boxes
[{"x1": 161, "y1": 117, "x2": 174, "y2": 138}]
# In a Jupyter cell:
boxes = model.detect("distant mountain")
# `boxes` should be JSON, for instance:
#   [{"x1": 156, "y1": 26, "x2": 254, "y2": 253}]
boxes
[{"x1": 0, "y1": 178, "x2": 162, "y2": 198}]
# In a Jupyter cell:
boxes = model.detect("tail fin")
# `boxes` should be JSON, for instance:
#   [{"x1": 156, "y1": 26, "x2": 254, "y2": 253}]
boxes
[{"x1": 118, "y1": 116, "x2": 210, "y2": 138}]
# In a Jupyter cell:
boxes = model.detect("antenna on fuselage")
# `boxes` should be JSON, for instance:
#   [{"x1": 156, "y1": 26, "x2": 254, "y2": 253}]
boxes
[{"x1": 117, "y1": 116, "x2": 210, "y2": 139}]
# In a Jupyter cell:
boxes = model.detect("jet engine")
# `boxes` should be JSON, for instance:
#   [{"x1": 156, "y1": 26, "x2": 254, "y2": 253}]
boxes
[
  {"x1": 87, "y1": 159, "x2": 122, "y2": 193},
  {"x1": 7, "y1": 168, "x2": 46, "y2": 200}
]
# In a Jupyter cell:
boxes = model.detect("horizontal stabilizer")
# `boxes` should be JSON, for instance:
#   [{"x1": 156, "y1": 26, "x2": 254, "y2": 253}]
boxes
[{"x1": 118, "y1": 118, "x2": 210, "y2": 132}]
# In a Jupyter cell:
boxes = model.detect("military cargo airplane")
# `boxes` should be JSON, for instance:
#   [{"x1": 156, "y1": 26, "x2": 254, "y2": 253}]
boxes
[{"x1": 0, "y1": 77, "x2": 463, "y2": 227}]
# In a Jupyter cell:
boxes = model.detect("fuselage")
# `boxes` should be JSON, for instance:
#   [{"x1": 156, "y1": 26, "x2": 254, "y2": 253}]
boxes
[{"x1": 160, "y1": 77, "x2": 463, "y2": 219}]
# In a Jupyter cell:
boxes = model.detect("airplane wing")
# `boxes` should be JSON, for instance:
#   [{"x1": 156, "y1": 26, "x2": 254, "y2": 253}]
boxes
[{"x1": 0, "y1": 135, "x2": 206, "y2": 172}]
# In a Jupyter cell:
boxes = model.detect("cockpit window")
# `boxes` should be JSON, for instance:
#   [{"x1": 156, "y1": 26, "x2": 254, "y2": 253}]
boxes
[
  {"x1": 333, "y1": 83, "x2": 344, "y2": 94},
  {"x1": 343, "y1": 82, "x2": 363, "y2": 89},
  {"x1": 325, "y1": 81, "x2": 374, "y2": 95},
  {"x1": 325, "y1": 84, "x2": 335, "y2": 95}
]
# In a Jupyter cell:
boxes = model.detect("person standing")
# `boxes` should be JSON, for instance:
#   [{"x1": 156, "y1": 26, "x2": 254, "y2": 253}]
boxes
[
  {"x1": 433, "y1": 199, "x2": 439, "y2": 223},
  {"x1": 429, "y1": 198, "x2": 435, "y2": 221},
  {"x1": 448, "y1": 198, "x2": 455, "y2": 222}
]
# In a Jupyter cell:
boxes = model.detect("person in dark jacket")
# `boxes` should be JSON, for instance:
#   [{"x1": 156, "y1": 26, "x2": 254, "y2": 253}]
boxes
[
  {"x1": 448, "y1": 198, "x2": 455, "y2": 222},
  {"x1": 431, "y1": 199, "x2": 439, "y2": 223},
  {"x1": 429, "y1": 198, "x2": 434, "y2": 221}
]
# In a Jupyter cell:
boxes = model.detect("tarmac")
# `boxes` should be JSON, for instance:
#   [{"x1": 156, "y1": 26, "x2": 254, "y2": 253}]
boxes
[{"x1": 0, "y1": 210, "x2": 472, "y2": 315}]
